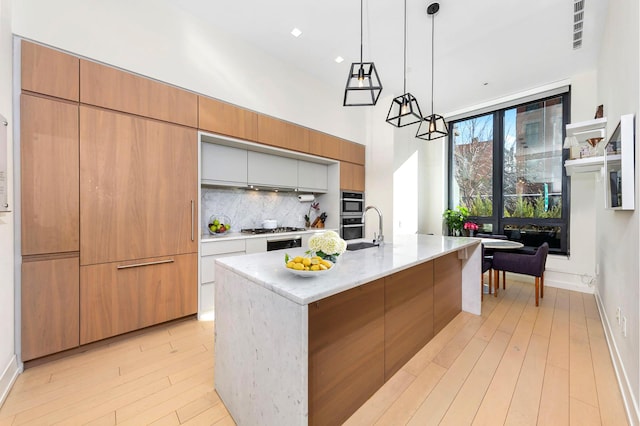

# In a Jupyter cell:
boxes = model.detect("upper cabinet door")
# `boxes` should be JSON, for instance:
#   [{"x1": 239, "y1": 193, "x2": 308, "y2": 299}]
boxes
[
  {"x1": 298, "y1": 160, "x2": 328, "y2": 193},
  {"x1": 80, "y1": 60, "x2": 198, "y2": 128},
  {"x1": 80, "y1": 106, "x2": 198, "y2": 265},
  {"x1": 247, "y1": 151, "x2": 297, "y2": 189},
  {"x1": 308, "y1": 131, "x2": 341, "y2": 160},
  {"x1": 201, "y1": 143, "x2": 248, "y2": 187},
  {"x1": 199, "y1": 96, "x2": 258, "y2": 141},
  {"x1": 340, "y1": 162, "x2": 365, "y2": 192},
  {"x1": 21, "y1": 40, "x2": 79, "y2": 101},
  {"x1": 257, "y1": 115, "x2": 309, "y2": 152},
  {"x1": 21, "y1": 94, "x2": 79, "y2": 255},
  {"x1": 340, "y1": 141, "x2": 366, "y2": 165}
]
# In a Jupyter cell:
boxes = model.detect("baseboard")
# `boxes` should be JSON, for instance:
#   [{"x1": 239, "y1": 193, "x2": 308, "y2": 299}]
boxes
[
  {"x1": 595, "y1": 291, "x2": 640, "y2": 425},
  {"x1": 503, "y1": 272, "x2": 595, "y2": 294},
  {"x1": 0, "y1": 354, "x2": 21, "y2": 408}
]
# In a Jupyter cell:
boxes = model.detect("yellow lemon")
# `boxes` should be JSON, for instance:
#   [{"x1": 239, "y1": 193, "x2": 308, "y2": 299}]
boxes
[
  {"x1": 293, "y1": 263, "x2": 305, "y2": 270},
  {"x1": 302, "y1": 258, "x2": 311, "y2": 266},
  {"x1": 310, "y1": 265, "x2": 320, "y2": 271},
  {"x1": 319, "y1": 264, "x2": 328, "y2": 270},
  {"x1": 320, "y1": 260, "x2": 332, "y2": 268},
  {"x1": 286, "y1": 261, "x2": 295, "y2": 269},
  {"x1": 293, "y1": 256, "x2": 303, "y2": 263},
  {"x1": 310, "y1": 258, "x2": 320, "y2": 265}
]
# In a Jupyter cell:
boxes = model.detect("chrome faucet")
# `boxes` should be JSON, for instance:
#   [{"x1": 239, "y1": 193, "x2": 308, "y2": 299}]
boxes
[{"x1": 362, "y1": 205, "x2": 384, "y2": 245}]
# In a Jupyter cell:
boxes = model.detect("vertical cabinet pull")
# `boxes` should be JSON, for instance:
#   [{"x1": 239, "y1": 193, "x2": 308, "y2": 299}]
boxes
[{"x1": 191, "y1": 200, "x2": 195, "y2": 241}]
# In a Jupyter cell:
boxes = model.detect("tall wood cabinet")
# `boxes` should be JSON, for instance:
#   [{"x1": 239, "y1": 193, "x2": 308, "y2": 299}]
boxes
[
  {"x1": 20, "y1": 40, "x2": 199, "y2": 360},
  {"x1": 20, "y1": 94, "x2": 79, "y2": 256},
  {"x1": 20, "y1": 71, "x2": 80, "y2": 361},
  {"x1": 79, "y1": 106, "x2": 198, "y2": 343},
  {"x1": 79, "y1": 106, "x2": 198, "y2": 265}
]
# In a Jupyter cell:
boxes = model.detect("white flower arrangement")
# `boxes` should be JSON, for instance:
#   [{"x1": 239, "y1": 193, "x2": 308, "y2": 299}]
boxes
[{"x1": 307, "y1": 230, "x2": 347, "y2": 262}]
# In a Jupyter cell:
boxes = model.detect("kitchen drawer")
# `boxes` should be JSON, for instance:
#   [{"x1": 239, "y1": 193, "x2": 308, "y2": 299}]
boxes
[
  {"x1": 201, "y1": 251, "x2": 245, "y2": 283},
  {"x1": 201, "y1": 239, "x2": 246, "y2": 256},
  {"x1": 80, "y1": 253, "x2": 197, "y2": 344}
]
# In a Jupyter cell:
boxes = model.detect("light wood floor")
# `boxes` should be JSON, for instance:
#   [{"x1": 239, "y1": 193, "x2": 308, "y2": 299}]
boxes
[{"x1": 0, "y1": 279, "x2": 629, "y2": 425}]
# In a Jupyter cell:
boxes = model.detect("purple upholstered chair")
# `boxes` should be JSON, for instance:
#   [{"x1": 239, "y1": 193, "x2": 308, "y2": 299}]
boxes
[{"x1": 491, "y1": 242, "x2": 549, "y2": 306}]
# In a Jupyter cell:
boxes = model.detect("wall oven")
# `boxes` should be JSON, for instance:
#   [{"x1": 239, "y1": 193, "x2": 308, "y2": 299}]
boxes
[
  {"x1": 341, "y1": 191, "x2": 364, "y2": 216},
  {"x1": 340, "y1": 216, "x2": 364, "y2": 241}
]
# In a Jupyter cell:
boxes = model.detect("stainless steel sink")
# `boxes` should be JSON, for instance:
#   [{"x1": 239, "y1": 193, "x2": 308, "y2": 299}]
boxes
[{"x1": 346, "y1": 241, "x2": 379, "y2": 251}]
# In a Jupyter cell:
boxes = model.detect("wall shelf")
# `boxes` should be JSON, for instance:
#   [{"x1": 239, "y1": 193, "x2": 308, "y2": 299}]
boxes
[
  {"x1": 566, "y1": 117, "x2": 607, "y2": 142},
  {"x1": 564, "y1": 156, "x2": 604, "y2": 176}
]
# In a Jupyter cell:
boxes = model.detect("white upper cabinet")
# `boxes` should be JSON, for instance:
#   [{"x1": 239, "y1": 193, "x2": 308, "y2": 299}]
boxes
[
  {"x1": 298, "y1": 160, "x2": 328, "y2": 193},
  {"x1": 201, "y1": 143, "x2": 248, "y2": 187},
  {"x1": 247, "y1": 151, "x2": 297, "y2": 189}
]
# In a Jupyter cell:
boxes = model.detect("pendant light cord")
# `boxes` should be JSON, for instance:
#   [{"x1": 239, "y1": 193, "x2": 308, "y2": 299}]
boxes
[
  {"x1": 403, "y1": 0, "x2": 407, "y2": 94},
  {"x1": 431, "y1": 11, "x2": 435, "y2": 114},
  {"x1": 360, "y1": 0, "x2": 364, "y2": 63}
]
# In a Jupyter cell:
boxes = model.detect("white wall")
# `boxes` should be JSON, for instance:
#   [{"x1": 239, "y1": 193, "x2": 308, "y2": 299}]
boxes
[
  {"x1": 11, "y1": 0, "x2": 366, "y2": 144},
  {"x1": 595, "y1": 0, "x2": 640, "y2": 421},
  {"x1": 0, "y1": 0, "x2": 17, "y2": 406}
]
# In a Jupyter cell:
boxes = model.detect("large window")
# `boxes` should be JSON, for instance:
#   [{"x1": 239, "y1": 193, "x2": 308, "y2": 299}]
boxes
[{"x1": 449, "y1": 93, "x2": 570, "y2": 254}]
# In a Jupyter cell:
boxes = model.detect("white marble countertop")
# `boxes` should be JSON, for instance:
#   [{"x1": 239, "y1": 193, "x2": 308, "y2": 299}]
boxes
[
  {"x1": 201, "y1": 228, "x2": 334, "y2": 243},
  {"x1": 215, "y1": 234, "x2": 480, "y2": 305}
]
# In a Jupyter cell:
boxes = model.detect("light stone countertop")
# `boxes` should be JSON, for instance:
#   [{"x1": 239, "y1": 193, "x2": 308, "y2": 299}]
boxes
[{"x1": 215, "y1": 233, "x2": 480, "y2": 305}]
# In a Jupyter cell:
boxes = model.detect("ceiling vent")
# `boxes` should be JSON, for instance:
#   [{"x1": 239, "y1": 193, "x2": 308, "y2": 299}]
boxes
[{"x1": 573, "y1": 0, "x2": 585, "y2": 49}]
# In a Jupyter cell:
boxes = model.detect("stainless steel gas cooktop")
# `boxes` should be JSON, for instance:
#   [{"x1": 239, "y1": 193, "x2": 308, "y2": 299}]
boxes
[{"x1": 240, "y1": 227, "x2": 306, "y2": 235}]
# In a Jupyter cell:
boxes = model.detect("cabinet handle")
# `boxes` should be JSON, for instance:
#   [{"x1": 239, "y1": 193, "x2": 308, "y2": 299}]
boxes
[
  {"x1": 117, "y1": 259, "x2": 174, "y2": 270},
  {"x1": 191, "y1": 200, "x2": 195, "y2": 241}
]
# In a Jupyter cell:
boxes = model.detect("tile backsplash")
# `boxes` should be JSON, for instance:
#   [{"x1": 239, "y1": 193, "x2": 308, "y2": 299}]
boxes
[{"x1": 201, "y1": 187, "x2": 314, "y2": 231}]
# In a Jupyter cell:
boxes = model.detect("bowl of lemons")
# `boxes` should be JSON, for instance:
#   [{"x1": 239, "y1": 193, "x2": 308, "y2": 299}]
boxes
[
  {"x1": 208, "y1": 214, "x2": 231, "y2": 235},
  {"x1": 284, "y1": 254, "x2": 334, "y2": 277}
]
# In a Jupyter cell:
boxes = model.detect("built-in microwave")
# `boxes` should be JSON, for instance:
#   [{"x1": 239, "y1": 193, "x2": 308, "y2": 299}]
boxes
[
  {"x1": 341, "y1": 191, "x2": 364, "y2": 216},
  {"x1": 340, "y1": 216, "x2": 364, "y2": 240}
]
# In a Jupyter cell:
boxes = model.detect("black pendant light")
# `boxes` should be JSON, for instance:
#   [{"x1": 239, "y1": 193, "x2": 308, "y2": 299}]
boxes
[
  {"x1": 416, "y1": 2, "x2": 449, "y2": 140},
  {"x1": 344, "y1": 0, "x2": 383, "y2": 106},
  {"x1": 386, "y1": 0, "x2": 423, "y2": 127}
]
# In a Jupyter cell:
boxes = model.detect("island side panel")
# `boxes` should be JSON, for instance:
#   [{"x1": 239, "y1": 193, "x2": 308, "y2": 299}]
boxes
[
  {"x1": 215, "y1": 265, "x2": 308, "y2": 426},
  {"x1": 459, "y1": 242, "x2": 482, "y2": 315}
]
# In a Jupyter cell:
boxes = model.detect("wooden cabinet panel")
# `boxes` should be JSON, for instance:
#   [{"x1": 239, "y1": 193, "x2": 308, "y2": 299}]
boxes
[
  {"x1": 21, "y1": 41, "x2": 79, "y2": 101},
  {"x1": 80, "y1": 253, "x2": 197, "y2": 344},
  {"x1": 198, "y1": 96, "x2": 258, "y2": 141},
  {"x1": 201, "y1": 143, "x2": 248, "y2": 187},
  {"x1": 340, "y1": 161, "x2": 365, "y2": 192},
  {"x1": 309, "y1": 279, "x2": 384, "y2": 426},
  {"x1": 433, "y1": 252, "x2": 462, "y2": 334},
  {"x1": 80, "y1": 60, "x2": 198, "y2": 127},
  {"x1": 21, "y1": 256, "x2": 79, "y2": 361},
  {"x1": 308, "y1": 131, "x2": 341, "y2": 160},
  {"x1": 257, "y1": 114, "x2": 309, "y2": 152},
  {"x1": 80, "y1": 106, "x2": 198, "y2": 265},
  {"x1": 21, "y1": 95, "x2": 79, "y2": 255},
  {"x1": 384, "y1": 261, "x2": 434, "y2": 379},
  {"x1": 340, "y1": 141, "x2": 366, "y2": 165}
]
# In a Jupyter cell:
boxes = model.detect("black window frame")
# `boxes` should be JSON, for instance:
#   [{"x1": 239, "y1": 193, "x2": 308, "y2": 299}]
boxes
[{"x1": 447, "y1": 91, "x2": 571, "y2": 255}]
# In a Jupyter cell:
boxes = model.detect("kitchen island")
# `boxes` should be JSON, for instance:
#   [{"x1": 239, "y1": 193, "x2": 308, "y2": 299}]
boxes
[{"x1": 214, "y1": 234, "x2": 481, "y2": 425}]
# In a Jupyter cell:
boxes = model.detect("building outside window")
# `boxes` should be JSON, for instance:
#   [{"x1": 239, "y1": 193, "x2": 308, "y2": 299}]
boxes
[{"x1": 449, "y1": 93, "x2": 570, "y2": 254}]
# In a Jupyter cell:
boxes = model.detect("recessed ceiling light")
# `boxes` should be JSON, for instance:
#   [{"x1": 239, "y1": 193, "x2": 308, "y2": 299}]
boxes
[
  {"x1": 335, "y1": 56, "x2": 344, "y2": 63},
  {"x1": 291, "y1": 28, "x2": 302, "y2": 38}
]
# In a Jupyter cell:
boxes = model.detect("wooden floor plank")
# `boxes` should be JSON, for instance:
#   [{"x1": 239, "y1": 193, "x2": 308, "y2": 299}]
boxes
[
  {"x1": 439, "y1": 330, "x2": 511, "y2": 425},
  {"x1": 0, "y1": 281, "x2": 629, "y2": 426},
  {"x1": 374, "y1": 362, "x2": 446, "y2": 425},
  {"x1": 407, "y1": 337, "x2": 488, "y2": 425},
  {"x1": 504, "y1": 333, "x2": 549, "y2": 426},
  {"x1": 344, "y1": 369, "x2": 415, "y2": 425}
]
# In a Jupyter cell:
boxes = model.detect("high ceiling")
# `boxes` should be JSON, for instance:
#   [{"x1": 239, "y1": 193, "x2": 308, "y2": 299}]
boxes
[{"x1": 175, "y1": 0, "x2": 609, "y2": 115}]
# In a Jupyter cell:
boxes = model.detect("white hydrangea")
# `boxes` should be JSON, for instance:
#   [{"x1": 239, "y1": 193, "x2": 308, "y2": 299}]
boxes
[{"x1": 308, "y1": 231, "x2": 347, "y2": 255}]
